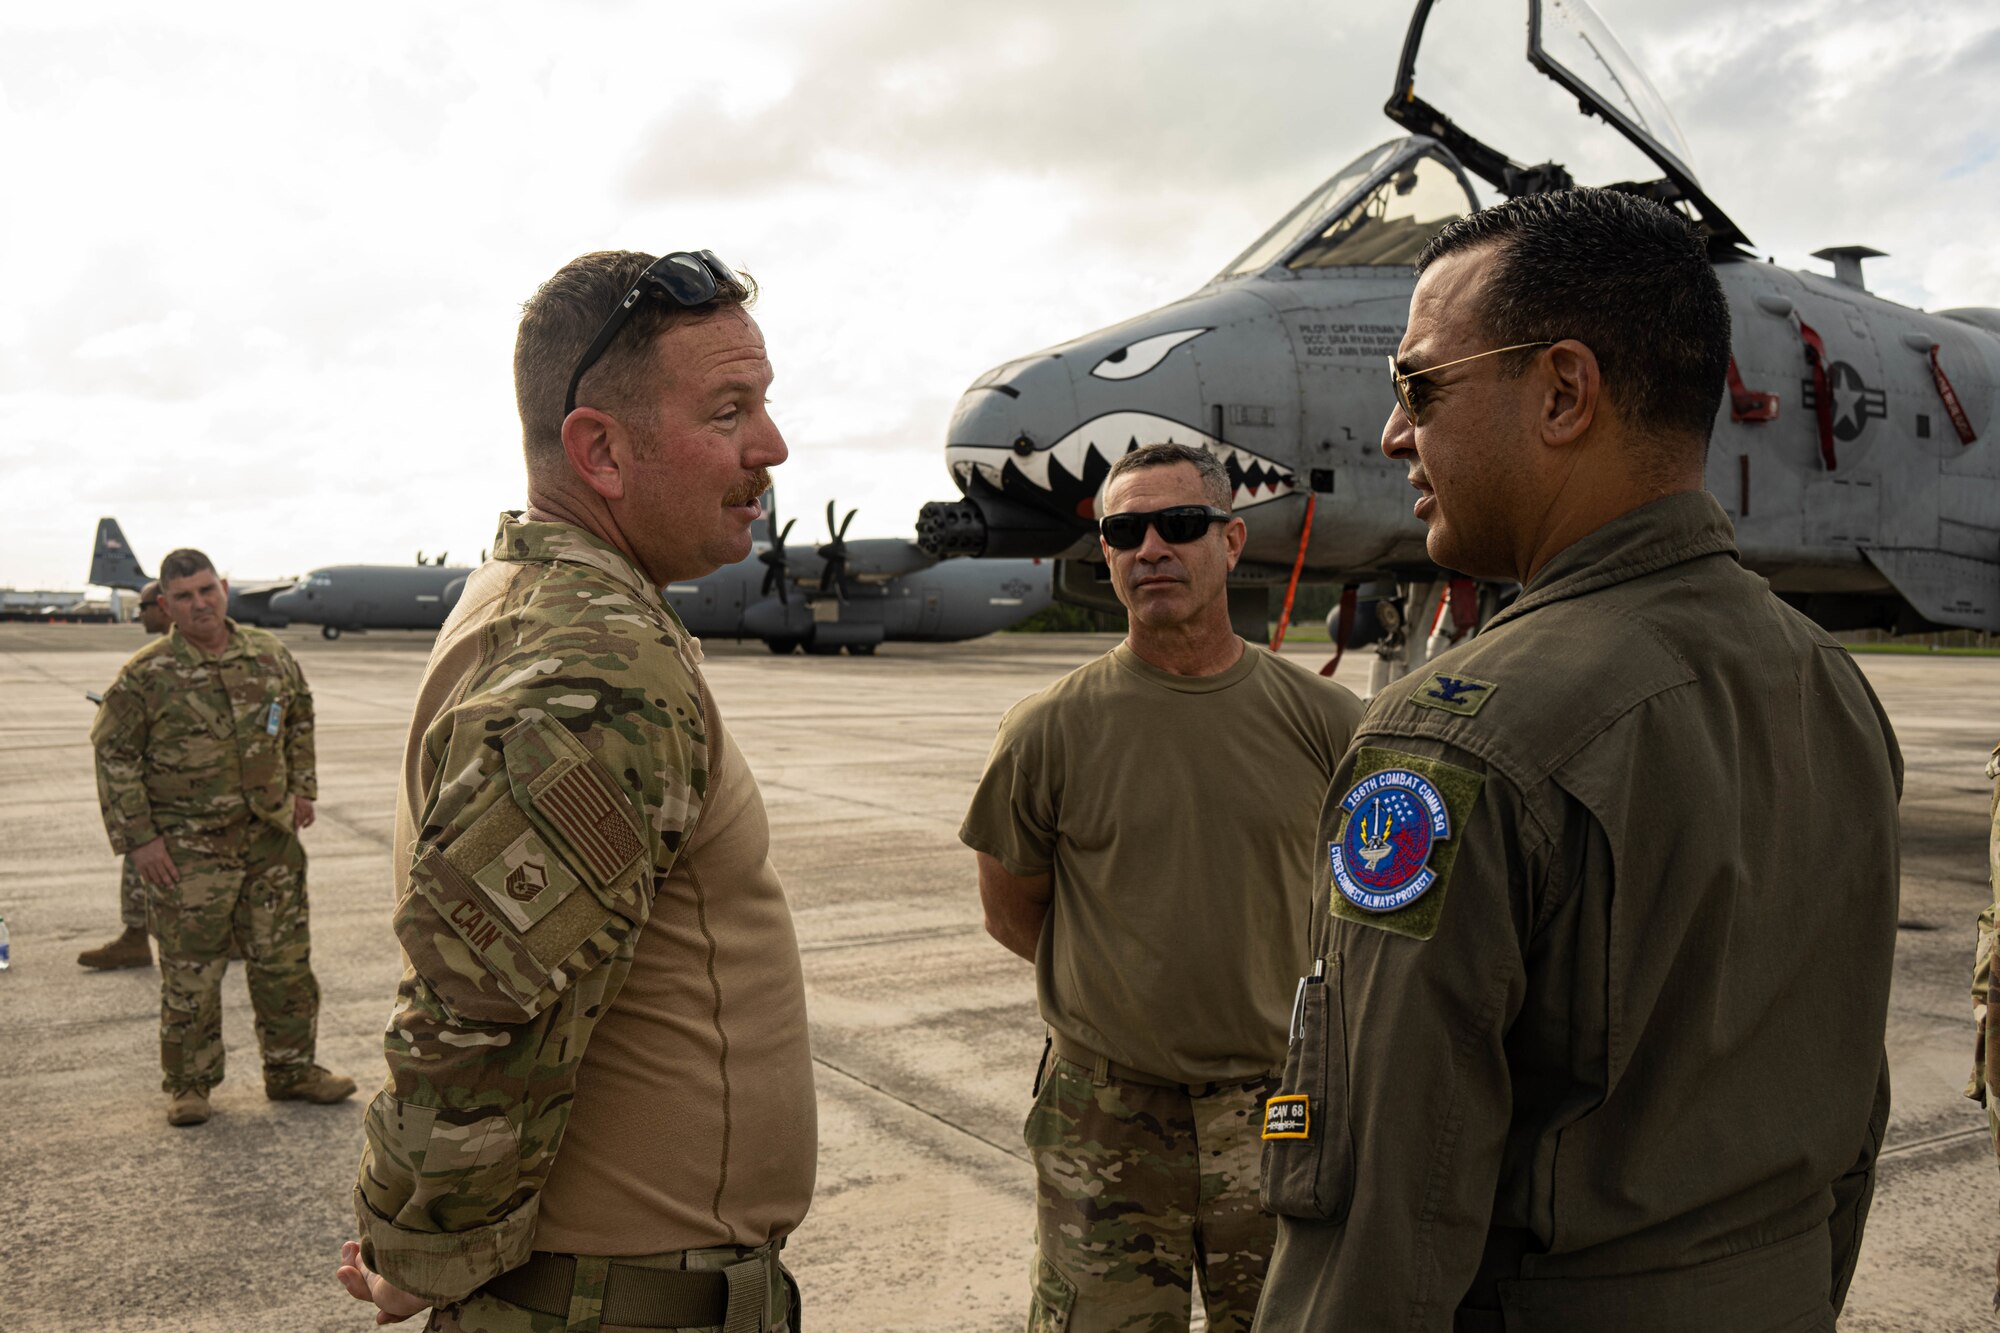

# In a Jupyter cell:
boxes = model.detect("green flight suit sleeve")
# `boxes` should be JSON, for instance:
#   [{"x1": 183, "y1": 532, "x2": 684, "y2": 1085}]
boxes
[
  {"x1": 282, "y1": 652, "x2": 316, "y2": 800},
  {"x1": 1260, "y1": 735, "x2": 1555, "y2": 1332},
  {"x1": 88, "y1": 672, "x2": 157, "y2": 854},
  {"x1": 1827, "y1": 1052, "x2": 1889, "y2": 1314},
  {"x1": 353, "y1": 643, "x2": 708, "y2": 1306}
]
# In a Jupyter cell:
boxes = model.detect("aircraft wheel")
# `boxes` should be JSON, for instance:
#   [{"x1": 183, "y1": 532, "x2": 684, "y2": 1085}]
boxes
[
  {"x1": 765, "y1": 637, "x2": 800, "y2": 655},
  {"x1": 847, "y1": 643, "x2": 878, "y2": 656},
  {"x1": 321, "y1": 625, "x2": 342, "y2": 641}
]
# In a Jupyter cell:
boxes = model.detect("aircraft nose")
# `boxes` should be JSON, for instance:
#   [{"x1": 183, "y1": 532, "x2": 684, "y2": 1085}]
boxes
[{"x1": 946, "y1": 356, "x2": 1080, "y2": 495}]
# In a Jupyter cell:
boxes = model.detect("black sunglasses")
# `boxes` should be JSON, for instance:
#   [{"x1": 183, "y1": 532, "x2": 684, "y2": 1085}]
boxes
[
  {"x1": 563, "y1": 249, "x2": 745, "y2": 416},
  {"x1": 1099, "y1": 505, "x2": 1232, "y2": 550}
]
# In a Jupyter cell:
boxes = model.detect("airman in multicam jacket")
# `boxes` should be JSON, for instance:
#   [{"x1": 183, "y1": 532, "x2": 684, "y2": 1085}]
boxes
[
  {"x1": 92, "y1": 622, "x2": 316, "y2": 853},
  {"x1": 1967, "y1": 741, "x2": 2000, "y2": 1316},
  {"x1": 353, "y1": 514, "x2": 712, "y2": 1305},
  {"x1": 89, "y1": 614, "x2": 339, "y2": 1110},
  {"x1": 342, "y1": 248, "x2": 811, "y2": 1333}
]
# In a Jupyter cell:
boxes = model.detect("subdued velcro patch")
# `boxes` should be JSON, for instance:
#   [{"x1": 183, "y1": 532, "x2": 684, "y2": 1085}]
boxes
[
  {"x1": 408, "y1": 847, "x2": 547, "y2": 1022},
  {"x1": 1263, "y1": 1094, "x2": 1310, "y2": 1140},
  {"x1": 1328, "y1": 746, "x2": 1485, "y2": 942},
  {"x1": 396, "y1": 777, "x2": 633, "y2": 1024},
  {"x1": 502, "y1": 717, "x2": 647, "y2": 895},
  {"x1": 471, "y1": 828, "x2": 581, "y2": 933},
  {"x1": 1410, "y1": 670, "x2": 1499, "y2": 716}
]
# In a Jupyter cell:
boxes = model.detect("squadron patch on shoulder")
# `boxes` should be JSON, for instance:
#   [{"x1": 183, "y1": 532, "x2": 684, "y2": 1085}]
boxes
[
  {"x1": 1331, "y1": 769, "x2": 1451, "y2": 913},
  {"x1": 1411, "y1": 670, "x2": 1499, "y2": 716},
  {"x1": 1328, "y1": 747, "x2": 1484, "y2": 941}
]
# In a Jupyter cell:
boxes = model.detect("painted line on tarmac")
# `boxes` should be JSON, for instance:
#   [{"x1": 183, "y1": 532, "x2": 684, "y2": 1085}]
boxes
[
  {"x1": 812, "y1": 1054, "x2": 1030, "y2": 1165},
  {"x1": 797, "y1": 923, "x2": 981, "y2": 955},
  {"x1": 1879, "y1": 1124, "x2": 1989, "y2": 1160}
]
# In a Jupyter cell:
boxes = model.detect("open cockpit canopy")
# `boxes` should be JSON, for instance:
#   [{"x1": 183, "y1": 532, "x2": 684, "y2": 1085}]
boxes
[
  {"x1": 1222, "y1": 0, "x2": 1747, "y2": 280},
  {"x1": 1385, "y1": 0, "x2": 1749, "y2": 251}
]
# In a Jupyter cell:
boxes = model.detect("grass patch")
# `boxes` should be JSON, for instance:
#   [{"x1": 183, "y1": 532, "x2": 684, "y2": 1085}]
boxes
[{"x1": 1845, "y1": 642, "x2": 2000, "y2": 657}]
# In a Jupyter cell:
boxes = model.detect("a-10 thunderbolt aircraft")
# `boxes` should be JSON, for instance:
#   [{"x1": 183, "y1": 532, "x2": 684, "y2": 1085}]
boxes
[
  {"x1": 662, "y1": 494, "x2": 1053, "y2": 654},
  {"x1": 916, "y1": 0, "x2": 1999, "y2": 687}
]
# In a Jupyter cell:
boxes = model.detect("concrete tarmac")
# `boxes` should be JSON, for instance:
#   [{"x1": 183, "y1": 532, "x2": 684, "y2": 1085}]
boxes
[{"x1": 0, "y1": 623, "x2": 1993, "y2": 1331}]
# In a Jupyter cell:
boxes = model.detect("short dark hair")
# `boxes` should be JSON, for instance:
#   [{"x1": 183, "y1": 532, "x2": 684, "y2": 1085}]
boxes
[
  {"x1": 158, "y1": 549, "x2": 216, "y2": 585},
  {"x1": 1103, "y1": 441, "x2": 1233, "y2": 511},
  {"x1": 514, "y1": 251, "x2": 757, "y2": 475},
  {"x1": 1415, "y1": 188, "x2": 1730, "y2": 450}
]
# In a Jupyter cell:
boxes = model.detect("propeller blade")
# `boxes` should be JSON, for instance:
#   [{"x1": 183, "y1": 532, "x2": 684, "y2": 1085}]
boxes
[{"x1": 837, "y1": 507, "x2": 857, "y2": 540}]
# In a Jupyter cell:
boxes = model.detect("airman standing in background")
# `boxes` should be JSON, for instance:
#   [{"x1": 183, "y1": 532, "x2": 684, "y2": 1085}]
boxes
[
  {"x1": 78, "y1": 579, "x2": 170, "y2": 971},
  {"x1": 89, "y1": 550, "x2": 353, "y2": 1126}
]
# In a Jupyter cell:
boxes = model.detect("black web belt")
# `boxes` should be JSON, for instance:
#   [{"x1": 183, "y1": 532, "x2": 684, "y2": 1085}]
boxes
[{"x1": 481, "y1": 1246, "x2": 777, "y2": 1330}]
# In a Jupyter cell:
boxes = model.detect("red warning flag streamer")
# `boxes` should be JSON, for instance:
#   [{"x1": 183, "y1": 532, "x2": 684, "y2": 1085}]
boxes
[
  {"x1": 1270, "y1": 493, "x2": 1317, "y2": 653},
  {"x1": 1725, "y1": 356, "x2": 1778, "y2": 422},
  {"x1": 1929, "y1": 344, "x2": 1979, "y2": 445},
  {"x1": 1798, "y1": 319, "x2": 1837, "y2": 471},
  {"x1": 1320, "y1": 582, "x2": 1358, "y2": 679}
]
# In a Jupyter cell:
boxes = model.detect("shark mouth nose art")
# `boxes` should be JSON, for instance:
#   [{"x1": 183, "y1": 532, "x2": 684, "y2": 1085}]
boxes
[{"x1": 947, "y1": 412, "x2": 1297, "y2": 520}]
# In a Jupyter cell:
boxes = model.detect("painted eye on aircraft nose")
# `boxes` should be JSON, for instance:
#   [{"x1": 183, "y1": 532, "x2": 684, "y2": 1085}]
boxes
[{"x1": 1090, "y1": 328, "x2": 1211, "y2": 382}]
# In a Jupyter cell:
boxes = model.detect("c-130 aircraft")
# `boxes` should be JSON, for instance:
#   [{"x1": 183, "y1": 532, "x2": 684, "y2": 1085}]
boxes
[
  {"x1": 917, "y1": 0, "x2": 1998, "y2": 690},
  {"x1": 662, "y1": 493, "x2": 1054, "y2": 654}
]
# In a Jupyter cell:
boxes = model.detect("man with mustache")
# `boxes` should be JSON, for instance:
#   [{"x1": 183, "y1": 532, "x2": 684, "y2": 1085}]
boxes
[
  {"x1": 337, "y1": 250, "x2": 814, "y2": 1331},
  {"x1": 963, "y1": 442, "x2": 1363, "y2": 1332},
  {"x1": 1254, "y1": 189, "x2": 1901, "y2": 1331}
]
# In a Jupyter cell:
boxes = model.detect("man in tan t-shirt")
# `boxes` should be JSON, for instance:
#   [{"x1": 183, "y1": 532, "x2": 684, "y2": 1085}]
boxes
[
  {"x1": 336, "y1": 249, "x2": 815, "y2": 1332},
  {"x1": 963, "y1": 442, "x2": 1362, "y2": 1333}
]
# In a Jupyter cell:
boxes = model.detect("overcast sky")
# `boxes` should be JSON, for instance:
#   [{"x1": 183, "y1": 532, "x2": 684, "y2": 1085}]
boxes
[{"x1": 4, "y1": 0, "x2": 1996, "y2": 591}]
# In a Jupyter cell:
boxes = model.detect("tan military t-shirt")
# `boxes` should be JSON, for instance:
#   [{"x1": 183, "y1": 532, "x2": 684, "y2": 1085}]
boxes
[{"x1": 962, "y1": 640, "x2": 1362, "y2": 1083}]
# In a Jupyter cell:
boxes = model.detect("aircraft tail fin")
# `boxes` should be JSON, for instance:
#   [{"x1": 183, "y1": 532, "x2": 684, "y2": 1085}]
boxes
[{"x1": 90, "y1": 517, "x2": 150, "y2": 590}]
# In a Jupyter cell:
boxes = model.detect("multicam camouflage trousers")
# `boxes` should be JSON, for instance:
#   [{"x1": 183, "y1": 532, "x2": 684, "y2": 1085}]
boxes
[
  {"x1": 431, "y1": 1244, "x2": 800, "y2": 1333},
  {"x1": 120, "y1": 854, "x2": 147, "y2": 931},
  {"x1": 152, "y1": 821, "x2": 320, "y2": 1095},
  {"x1": 1025, "y1": 1051, "x2": 1280, "y2": 1333}
]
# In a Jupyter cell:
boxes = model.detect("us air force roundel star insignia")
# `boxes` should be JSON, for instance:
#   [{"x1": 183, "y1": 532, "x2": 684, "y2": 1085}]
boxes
[{"x1": 1328, "y1": 747, "x2": 1485, "y2": 941}]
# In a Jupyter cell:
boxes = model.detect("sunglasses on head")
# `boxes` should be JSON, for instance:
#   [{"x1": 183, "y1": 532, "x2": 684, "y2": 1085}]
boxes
[
  {"x1": 563, "y1": 249, "x2": 745, "y2": 416},
  {"x1": 1098, "y1": 505, "x2": 1232, "y2": 550}
]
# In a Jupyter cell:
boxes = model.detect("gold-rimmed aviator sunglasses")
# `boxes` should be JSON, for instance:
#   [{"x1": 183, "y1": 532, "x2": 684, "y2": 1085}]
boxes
[{"x1": 1388, "y1": 341, "x2": 1555, "y2": 423}]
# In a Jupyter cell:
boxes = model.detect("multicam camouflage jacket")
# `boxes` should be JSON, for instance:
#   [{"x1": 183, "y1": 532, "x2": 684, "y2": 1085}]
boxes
[
  {"x1": 1968, "y1": 744, "x2": 2000, "y2": 1135},
  {"x1": 354, "y1": 514, "x2": 710, "y2": 1306},
  {"x1": 89, "y1": 620, "x2": 316, "y2": 855}
]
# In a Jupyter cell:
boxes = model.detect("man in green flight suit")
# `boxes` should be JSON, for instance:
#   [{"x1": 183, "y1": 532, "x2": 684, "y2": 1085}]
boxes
[
  {"x1": 1253, "y1": 189, "x2": 1902, "y2": 1332},
  {"x1": 89, "y1": 551, "x2": 355, "y2": 1126},
  {"x1": 336, "y1": 249, "x2": 815, "y2": 1332}
]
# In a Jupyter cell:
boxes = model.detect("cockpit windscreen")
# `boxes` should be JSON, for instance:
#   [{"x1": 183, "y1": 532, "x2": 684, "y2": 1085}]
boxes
[
  {"x1": 1537, "y1": 0, "x2": 1698, "y2": 182},
  {"x1": 1223, "y1": 141, "x2": 1405, "y2": 278}
]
